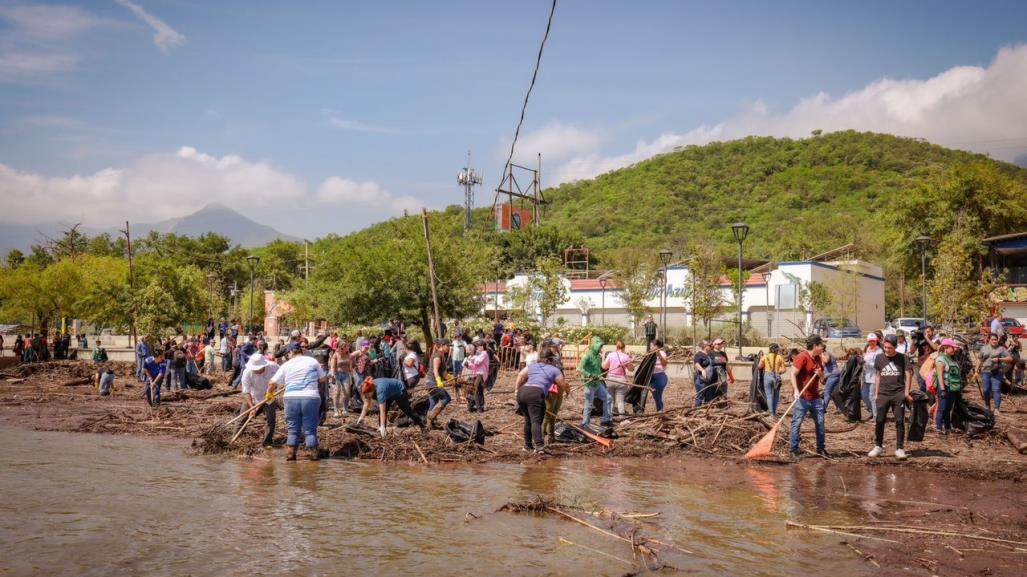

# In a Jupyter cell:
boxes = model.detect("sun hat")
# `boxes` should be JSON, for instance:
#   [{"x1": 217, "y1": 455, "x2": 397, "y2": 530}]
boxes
[
  {"x1": 866, "y1": 333, "x2": 879, "y2": 342},
  {"x1": 246, "y1": 354, "x2": 269, "y2": 369}
]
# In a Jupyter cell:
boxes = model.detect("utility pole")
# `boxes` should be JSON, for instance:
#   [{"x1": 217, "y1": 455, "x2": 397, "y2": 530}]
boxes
[
  {"x1": 122, "y1": 221, "x2": 136, "y2": 348},
  {"x1": 422, "y1": 209, "x2": 443, "y2": 344}
]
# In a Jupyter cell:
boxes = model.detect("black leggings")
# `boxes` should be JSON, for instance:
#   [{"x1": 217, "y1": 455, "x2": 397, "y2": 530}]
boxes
[
  {"x1": 517, "y1": 386, "x2": 546, "y2": 450},
  {"x1": 386, "y1": 391, "x2": 423, "y2": 427},
  {"x1": 875, "y1": 392, "x2": 907, "y2": 449}
]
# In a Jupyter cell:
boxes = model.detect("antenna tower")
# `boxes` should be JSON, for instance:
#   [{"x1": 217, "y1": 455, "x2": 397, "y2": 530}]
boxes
[{"x1": 457, "y1": 151, "x2": 483, "y2": 231}]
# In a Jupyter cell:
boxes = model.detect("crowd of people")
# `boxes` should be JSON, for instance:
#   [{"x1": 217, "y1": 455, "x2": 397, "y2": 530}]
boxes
[{"x1": 4, "y1": 313, "x2": 1023, "y2": 464}]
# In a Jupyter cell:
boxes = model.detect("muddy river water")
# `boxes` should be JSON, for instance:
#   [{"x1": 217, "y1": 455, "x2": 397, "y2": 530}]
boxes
[{"x1": 4, "y1": 426, "x2": 1000, "y2": 576}]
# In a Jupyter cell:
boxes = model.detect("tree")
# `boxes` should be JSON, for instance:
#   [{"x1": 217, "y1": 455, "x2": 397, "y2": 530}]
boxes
[
  {"x1": 530, "y1": 255, "x2": 568, "y2": 328},
  {"x1": 928, "y1": 216, "x2": 1001, "y2": 330},
  {"x1": 800, "y1": 280, "x2": 833, "y2": 319},
  {"x1": 685, "y1": 242, "x2": 725, "y2": 339},
  {"x1": 607, "y1": 247, "x2": 661, "y2": 337},
  {"x1": 5, "y1": 249, "x2": 24, "y2": 269}
]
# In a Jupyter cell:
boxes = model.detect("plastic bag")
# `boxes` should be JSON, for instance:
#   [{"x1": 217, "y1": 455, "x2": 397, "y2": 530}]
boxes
[
  {"x1": 906, "y1": 389, "x2": 930, "y2": 443},
  {"x1": 952, "y1": 399, "x2": 995, "y2": 438}
]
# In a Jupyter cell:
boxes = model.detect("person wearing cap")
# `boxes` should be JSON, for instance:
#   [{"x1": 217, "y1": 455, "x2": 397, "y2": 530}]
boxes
[
  {"x1": 862, "y1": 333, "x2": 883, "y2": 419},
  {"x1": 424, "y1": 341, "x2": 452, "y2": 428},
  {"x1": 240, "y1": 353, "x2": 280, "y2": 448},
  {"x1": 788, "y1": 335, "x2": 828, "y2": 459},
  {"x1": 462, "y1": 341, "x2": 490, "y2": 412},
  {"x1": 692, "y1": 341, "x2": 712, "y2": 407},
  {"x1": 268, "y1": 342, "x2": 326, "y2": 461},
  {"x1": 707, "y1": 338, "x2": 734, "y2": 402},
  {"x1": 934, "y1": 339, "x2": 964, "y2": 434},
  {"x1": 357, "y1": 377, "x2": 426, "y2": 438},
  {"x1": 602, "y1": 340, "x2": 633, "y2": 416},
  {"x1": 868, "y1": 334, "x2": 913, "y2": 459}
]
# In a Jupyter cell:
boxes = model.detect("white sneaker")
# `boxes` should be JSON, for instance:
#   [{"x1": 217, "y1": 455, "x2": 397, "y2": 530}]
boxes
[
  {"x1": 333, "y1": 410, "x2": 340, "y2": 418},
  {"x1": 868, "y1": 446, "x2": 883, "y2": 458},
  {"x1": 895, "y1": 449, "x2": 907, "y2": 460}
]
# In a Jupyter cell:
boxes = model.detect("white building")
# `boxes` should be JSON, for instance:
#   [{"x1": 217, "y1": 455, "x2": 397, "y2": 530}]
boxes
[{"x1": 482, "y1": 259, "x2": 885, "y2": 340}]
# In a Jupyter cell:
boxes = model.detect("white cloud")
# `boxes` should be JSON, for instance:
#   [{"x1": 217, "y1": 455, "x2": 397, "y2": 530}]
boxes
[
  {"x1": 0, "y1": 146, "x2": 414, "y2": 229},
  {"x1": 115, "y1": 0, "x2": 185, "y2": 52},
  {"x1": 317, "y1": 176, "x2": 423, "y2": 215},
  {"x1": 0, "y1": 3, "x2": 101, "y2": 40},
  {"x1": 0, "y1": 2, "x2": 101, "y2": 82},
  {"x1": 504, "y1": 120, "x2": 602, "y2": 164},
  {"x1": 0, "y1": 52, "x2": 77, "y2": 80},
  {"x1": 552, "y1": 44, "x2": 1027, "y2": 182},
  {"x1": 326, "y1": 114, "x2": 396, "y2": 134}
]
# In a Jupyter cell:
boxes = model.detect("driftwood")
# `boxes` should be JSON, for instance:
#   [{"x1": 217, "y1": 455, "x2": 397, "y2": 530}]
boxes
[
  {"x1": 61, "y1": 377, "x2": 92, "y2": 387},
  {"x1": 1006, "y1": 429, "x2": 1027, "y2": 454}
]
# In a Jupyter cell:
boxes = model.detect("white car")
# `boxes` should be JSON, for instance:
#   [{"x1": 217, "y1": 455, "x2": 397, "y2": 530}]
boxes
[{"x1": 884, "y1": 317, "x2": 925, "y2": 336}]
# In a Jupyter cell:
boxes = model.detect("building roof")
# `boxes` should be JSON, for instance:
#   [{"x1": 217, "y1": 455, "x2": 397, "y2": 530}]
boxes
[{"x1": 983, "y1": 230, "x2": 1027, "y2": 243}]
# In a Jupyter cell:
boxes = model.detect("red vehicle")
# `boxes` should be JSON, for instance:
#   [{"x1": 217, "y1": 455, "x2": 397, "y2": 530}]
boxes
[{"x1": 981, "y1": 317, "x2": 1026, "y2": 337}]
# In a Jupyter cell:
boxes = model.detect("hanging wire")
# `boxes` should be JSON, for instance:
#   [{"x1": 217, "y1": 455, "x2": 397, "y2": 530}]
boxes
[{"x1": 498, "y1": 0, "x2": 558, "y2": 181}]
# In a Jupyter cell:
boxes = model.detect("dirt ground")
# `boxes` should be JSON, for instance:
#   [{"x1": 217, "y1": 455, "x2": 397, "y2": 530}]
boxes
[{"x1": 1, "y1": 359, "x2": 1026, "y2": 576}]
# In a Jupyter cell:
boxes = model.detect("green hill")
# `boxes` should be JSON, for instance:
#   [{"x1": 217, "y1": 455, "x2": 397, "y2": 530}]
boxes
[{"x1": 540, "y1": 130, "x2": 1027, "y2": 260}]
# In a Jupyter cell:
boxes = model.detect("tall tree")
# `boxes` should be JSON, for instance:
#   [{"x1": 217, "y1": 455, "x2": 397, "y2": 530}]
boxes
[
  {"x1": 530, "y1": 255, "x2": 568, "y2": 328},
  {"x1": 607, "y1": 247, "x2": 661, "y2": 337}
]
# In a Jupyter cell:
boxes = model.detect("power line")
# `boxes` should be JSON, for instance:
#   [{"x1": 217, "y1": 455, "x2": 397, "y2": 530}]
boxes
[{"x1": 497, "y1": 0, "x2": 558, "y2": 183}]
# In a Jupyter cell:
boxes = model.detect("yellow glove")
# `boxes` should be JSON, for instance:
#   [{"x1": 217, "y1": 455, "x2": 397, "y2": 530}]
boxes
[
  {"x1": 264, "y1": 389, "x2": 276, "y2": 403},
  {"x1": 435, "y1": 377, "x2": 445, "y2": 389}
]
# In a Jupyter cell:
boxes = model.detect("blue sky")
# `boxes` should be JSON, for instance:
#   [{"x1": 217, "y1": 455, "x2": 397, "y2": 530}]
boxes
[{"x1": 1, "y1": 0, "x2": 1026, "y2": 238}]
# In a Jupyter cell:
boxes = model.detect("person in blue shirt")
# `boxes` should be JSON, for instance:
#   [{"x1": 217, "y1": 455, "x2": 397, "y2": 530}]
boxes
[
  {"x1": 356, "y1": 377, "x2": 426, "y2": 438},
  {"x1": 142, "y1": 351, "x2": 168, "y2": 407},
  {"x1": 514, "y1": 348, "x2": 566, "y2": 454},
  {"x1": 135, "y1": 339, "x2": 151, "y2": 382}
]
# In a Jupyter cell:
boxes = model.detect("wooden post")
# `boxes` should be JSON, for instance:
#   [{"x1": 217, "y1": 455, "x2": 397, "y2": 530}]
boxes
[
  {"x1": 421, "y1": 209, "x2": 443, "y2": 343},
  {"x1": 124, "y1": 221, "x2": 136, "y2": 348}
]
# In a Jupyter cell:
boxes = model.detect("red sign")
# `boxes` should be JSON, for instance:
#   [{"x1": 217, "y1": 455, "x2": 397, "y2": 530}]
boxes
[{"x1": 495, "y1": 204, "x2": 533, "y2": 231}]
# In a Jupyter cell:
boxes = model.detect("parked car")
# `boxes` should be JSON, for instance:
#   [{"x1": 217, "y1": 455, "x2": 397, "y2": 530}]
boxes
[
  {"x1": 884, "y1": 317, "x2": 925, "y2": 336},
  {"x1": 812, "y1": 318, "x2": 862, "y2": 339},
  {"x1": 980, "y1": 317, "x2": 1025, "y2": 337}
]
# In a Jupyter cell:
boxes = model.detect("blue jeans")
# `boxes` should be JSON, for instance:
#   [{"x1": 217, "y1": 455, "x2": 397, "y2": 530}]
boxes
[
  {"x1": 582, "y1": 384, "x2": 612, "y2": 426},
  {"x1": 135, "y1": 355, "x2": 145, "y2": 381},
  {"x1": 861, "y1": 381, "x2": 877, "y2": 419},
  {"x1": 451, "y1": 360, "x2": 464, "y2": 377},
  {"x1": 285, "y1": 397, "x2": 320, "y2": 448},
  {"x1": 144, "y1": 373, "x2": 162, "y2": 406},
  {"x1": 427, "y1": 387, "x2": 451, "y2": 410},
  {"x1": 981, "y1": 372, "x2": 1002, "y2": 410},
  {"x1": 822, "y1": 372, "x2": 841, "y2": 412},
  {"x1": 650, "y1": 372, "x2": 668, "y2": 411},
  {"x1": 762, "y1": 373, "x2": 781, "y2": 416},
  {"x1": 694, "y1": 377, "x2": 705, "y2": 408},
  {"x1": 789, "y1": 397, "x2": 825, "y2": 454}
]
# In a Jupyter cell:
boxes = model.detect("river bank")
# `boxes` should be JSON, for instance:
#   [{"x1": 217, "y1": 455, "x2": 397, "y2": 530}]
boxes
[{"x1": 1, "y1": 360, "x2": 1025, "y2": 480}]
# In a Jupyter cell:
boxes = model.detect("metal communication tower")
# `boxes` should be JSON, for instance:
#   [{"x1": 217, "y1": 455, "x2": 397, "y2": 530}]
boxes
[
  {"x1": 492, "y1": 153, "x2": 546, "y2": 231},
  {"x1": 457, "y1": 151, "x2": 483, "y2": 231}
]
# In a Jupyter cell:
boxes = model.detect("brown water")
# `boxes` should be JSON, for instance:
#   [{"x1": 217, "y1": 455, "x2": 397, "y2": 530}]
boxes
[{"x1": 0, "y1": 428, "x2": 890, "y2": 576}]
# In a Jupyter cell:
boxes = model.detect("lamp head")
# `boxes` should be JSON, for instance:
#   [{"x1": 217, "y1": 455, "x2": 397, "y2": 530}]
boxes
[{"x1": 731, "y1": 222, "x2": 750, "y2": 243}]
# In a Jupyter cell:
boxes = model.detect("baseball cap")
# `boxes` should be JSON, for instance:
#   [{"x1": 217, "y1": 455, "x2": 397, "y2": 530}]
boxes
[
  {"x1": 712, "y1": 337, "x2": 725, "y2": 345},
  {"x1": 866, "y1": 333, "x2": 879, "y2": 342},
  {"x1": 286, "y1": 342, "x2": 301, "y2": 353},
  {"x1": 940, "y1": 338, "x2": 960, "y2": 349},
  {"x1": 883, "y1": 334, "x2": 898, "y2": 345}
]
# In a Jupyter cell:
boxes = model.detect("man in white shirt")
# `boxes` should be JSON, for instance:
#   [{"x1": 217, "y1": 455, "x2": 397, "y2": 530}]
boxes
[
  {"x1": 240, "y1": 354, "x2": 280, "y2": 448},
  {"x1": 269, "y1": 343, "x2": 326, "y2": 461}
]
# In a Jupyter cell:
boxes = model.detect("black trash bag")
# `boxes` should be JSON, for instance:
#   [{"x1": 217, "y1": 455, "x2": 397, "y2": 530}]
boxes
[
  {"x1": 832, "y1": 356, "x2": 863, "y2": 422},
  {"x1": 553, "y1": 422, "x2": 589, "y2": 444},
  {"x1": 951, "y1": 399, "x2": 995, "y2": 438},
  {"x1": 750, "y1": 352, "x2": 768, "y2": 413},
  {"x1": 185, "y1": 372, "x2": 213, "y2": 390},
  {"x1": 626, "y1": 352, "x2": 657, "y2": 414},
  {"x1": 589, "y1": 395, "x2": 605, "y2": 418},
  {"x1": 445, "y1": 419, "x2": 486, "y2": 445},
  {"x1": 906, "y1": 389, "x2": 931, "y2": 443},
  {"x1": 393, "y1": 395, "x2": 430, "y2": 427}
]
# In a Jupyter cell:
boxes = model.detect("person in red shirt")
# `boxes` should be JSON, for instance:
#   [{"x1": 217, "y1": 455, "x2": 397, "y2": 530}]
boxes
[{"x1": 788, "y1": 335, "x2": 827, "y2": 459}]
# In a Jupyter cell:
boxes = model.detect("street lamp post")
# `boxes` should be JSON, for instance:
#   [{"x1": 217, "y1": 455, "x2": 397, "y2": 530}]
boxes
[
  {"x1": 731, "y1": 223, "x2": 750, "y2": 359},
  {"x1": 599, "y1": 276, "x2": 608, "y2": 326},
  {"x1": 659, "y1": 248, "x2": 672, "y2": 343},
  {"x1": 915, "y1": 235, "x2": 931, "y2": 323},
  {"x1": 246, "y1": 255, "x2": 260, "y2": 335}
]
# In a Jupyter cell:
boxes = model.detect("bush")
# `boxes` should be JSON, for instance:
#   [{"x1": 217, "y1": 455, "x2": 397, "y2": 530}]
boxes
[{"x1": 552, "y1": 325, "x2": 629, "y2": 346}]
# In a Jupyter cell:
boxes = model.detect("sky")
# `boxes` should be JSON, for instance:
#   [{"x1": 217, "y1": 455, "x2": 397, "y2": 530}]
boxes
[{"x1": 1, "y1": 0, "x2": 1026, "y2": 239}]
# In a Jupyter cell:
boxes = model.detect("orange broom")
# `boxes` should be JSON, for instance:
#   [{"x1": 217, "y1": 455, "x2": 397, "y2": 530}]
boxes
[{"x1": 745, "y1": 374, "x2": 819, "y2": 459}]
